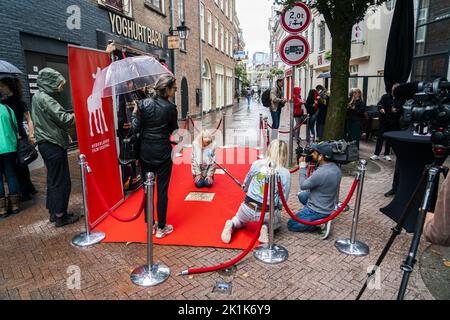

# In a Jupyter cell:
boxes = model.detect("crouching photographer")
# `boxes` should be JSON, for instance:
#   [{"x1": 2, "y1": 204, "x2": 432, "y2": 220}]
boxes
[{"x1": 287, "y1": 142, "x2": 342, "y2": 240}]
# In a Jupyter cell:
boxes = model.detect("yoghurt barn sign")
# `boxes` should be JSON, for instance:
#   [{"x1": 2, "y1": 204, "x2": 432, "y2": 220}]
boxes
[{"x1": 109, "y1": 12, "x2": 164, "y2": 48}]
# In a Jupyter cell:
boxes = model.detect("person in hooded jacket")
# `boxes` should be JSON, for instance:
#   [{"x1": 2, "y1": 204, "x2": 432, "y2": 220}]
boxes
[
  {"x1": 32, "y1": 68, "x2": 78, "y2": 227},
  {"x1": 293, "y1": 87, "x2": 306, "y2": 142}
]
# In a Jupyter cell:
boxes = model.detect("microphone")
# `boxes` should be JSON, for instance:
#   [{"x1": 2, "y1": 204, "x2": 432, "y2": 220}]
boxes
[{"x1": 392, "y1": 82, "x2": 420, "y2": 100}]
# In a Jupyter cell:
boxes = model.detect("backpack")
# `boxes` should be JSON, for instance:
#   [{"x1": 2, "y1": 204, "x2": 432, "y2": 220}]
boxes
[{"x1": 261, "y1": 89, "x2": 271, "y2": 107}]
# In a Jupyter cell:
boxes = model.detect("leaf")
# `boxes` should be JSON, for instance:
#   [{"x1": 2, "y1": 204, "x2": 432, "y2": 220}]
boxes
[
  {"x1": 126, "y1": 242, "x2": 133, "y2": 246},
  {"x1": 243, "y1": 272, "x2": 249, "y2": 279},
  {"x1": 443, "y1": 260, "x2": 450, "y2": 268},
  {"x1": 188, "y1": 275, "x2": 194, "y2": 279}
]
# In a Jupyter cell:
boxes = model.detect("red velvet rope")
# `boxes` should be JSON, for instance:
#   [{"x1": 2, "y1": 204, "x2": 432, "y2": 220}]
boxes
[
  {"x1": 179, "y1": 181, "x2": 269, "y2": 275},
  {"x1": 290, "y1": 166, "x2": 300, "y2": 174},
  {"x1": 87, "y1": 172, "x2": 146, "y2": 223},
  {"x1": 267, "y1": 117, "x2": 307, "y2": 134},
  {"x1": 190, "y1": 117, "x2": 201, "y2": 133},
  {"x1": 277, "y1": 178, "x2": 359, "y2": 226},
  {"x1": 183, "y1": 118, "x2": 188, "y2": 130}
]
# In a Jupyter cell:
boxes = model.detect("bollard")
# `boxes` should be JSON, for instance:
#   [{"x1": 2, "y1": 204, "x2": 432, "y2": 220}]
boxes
[
  {"x1": 221, "y1": 110, "x2": 231, "y2": 149},
  {"x1": 335, "y1": 160, "x2": 370, "y2": 256},
  {"x1": 72, "y1": 155, "x2": 105, "y2": 247},
  {"x1": 254, "y1": 163, "x2": 289, "y2": 264},
  {"x1": 183, "y1": 112, "x2": 193, "y2": 148},
  {"x1": 256, "y1": 113, "x2": 263, "y2": 151},
  {"x1": 131, "y1": 173, "x2": 170, "y2": 286}
]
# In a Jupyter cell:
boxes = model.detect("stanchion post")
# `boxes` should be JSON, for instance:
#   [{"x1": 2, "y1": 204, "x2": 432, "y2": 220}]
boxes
[
  {"x1": 335, "y1": 160, "x2": 369, "y2": 256},
  {"x1": 260, "y1": 117, "x2": 269, "y2": 159},
  {"x1": 221, "y1": 110, "x2": 231, "y2": 149},
  {"x1": 131, "y1": 173, "x2": 170, "y2": 286},
  {"x1": 254, "y1": 163, "x2": 289, "y2": 264},
  {"x1": 72, "y1": 155, "x2": 105, "y2": 247},
  {"x1": 288, "y1": 66, "x2": 295, "y2": 167},
  {"x1": 183, "y1": 112, "x2": 192, "y2": 148},
  {"x1": 256, "y1": 113, "x2": 263, "y2": 151}
]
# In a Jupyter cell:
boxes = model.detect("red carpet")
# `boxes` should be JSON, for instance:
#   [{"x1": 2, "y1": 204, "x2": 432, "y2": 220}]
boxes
[{"x1": 94, "y1": 148, "x2": 262, "y2": 249}]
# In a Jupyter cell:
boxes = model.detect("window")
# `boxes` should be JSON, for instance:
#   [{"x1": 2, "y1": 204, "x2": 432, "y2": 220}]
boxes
[
  {"x1": 216, "y1": 65, "x2": 225, "y2": 109},
  {"x1": 310, "y1": 19, "x2": 315, "y2": 52},
  {"x1": 103, "y1": 0, "x2": 124, "y2": 12},
  {"x1": 200, "y1": 3, "x2": 205, "y2": 41},
  {"x1": 214, "y1": 17, "x2": 219, "y2": 49},
  {"x1": 144, "y1": 0, "x2": 165, "y2": 14},
  {"x1": 230, "y1": 0, "x2": 233, "y2": 22},
  {"x1": 319, "y1": 22, "x2": 325, "y2": 52},
  {"x1": 225, "y1": 0, "x2": 228, "y2": 17},
  {"x1": 220, "y1": 23, "x2": 224, "y2": 52},
  {"x1": 225, "y1": 31, "x2": 229, "y2": 56},
  {"x1": 98, "y1": 0, "x2": 133, "y2": 17},
  {"x1": 178, "y1": 0, "x2": 186, "y2": 50},
  {"x1": 229, "y1": 36, "x2": 233, "y2": 56},
  {"x1": 219, "y1": 0, "x2": 223, "y2": 11},
  {"x1": 208, "y1": 12, "x2": 213, "y2": 45}
]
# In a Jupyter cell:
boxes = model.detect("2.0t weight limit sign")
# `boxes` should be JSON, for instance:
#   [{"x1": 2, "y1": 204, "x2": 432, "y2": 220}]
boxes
[
  {"x1": 279, "y1": 35, "x2": 310, "y2": 66},
  {"x1": 281, "y1": 2, "x2": 311, "y2": 34}
]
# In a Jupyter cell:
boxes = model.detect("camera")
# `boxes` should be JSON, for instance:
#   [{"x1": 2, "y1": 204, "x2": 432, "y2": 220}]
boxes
[
  {"x1": 296, "y1": 145, "x2": 314, "y2": 163},
  {"x1": 401, "y1": 78, "x2": 450, "y2": 155}
]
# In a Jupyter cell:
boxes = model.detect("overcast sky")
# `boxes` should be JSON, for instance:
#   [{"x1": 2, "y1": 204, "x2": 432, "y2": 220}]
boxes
[{"x1": 235, "y1": 0, "x2": 272, "y2": 57}]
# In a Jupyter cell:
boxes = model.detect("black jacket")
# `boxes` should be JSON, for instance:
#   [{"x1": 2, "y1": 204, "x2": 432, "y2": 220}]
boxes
[
  {"x1": 132, "y1": 96, "x2": 178, "y2": 167},
  {"x1": 347, "y1": 100, "x2": 366, "y2": 122},
  {"x1": 377, "y1": 93, "x2": 404, "y2": 126}
]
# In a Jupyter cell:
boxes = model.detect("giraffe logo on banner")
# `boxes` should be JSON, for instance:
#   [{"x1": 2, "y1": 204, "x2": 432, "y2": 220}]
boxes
[{"x1": 87, "y1": 67, "x2": 109, "y2": 137}]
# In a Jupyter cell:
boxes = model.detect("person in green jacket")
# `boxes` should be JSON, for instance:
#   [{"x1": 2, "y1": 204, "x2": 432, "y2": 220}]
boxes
[
  {"x1": 0, "y1": 102, "x2": 20, "y2": 217},
  {"x1": 31, "y1": 68, "x2": 78, "y2": 227}
]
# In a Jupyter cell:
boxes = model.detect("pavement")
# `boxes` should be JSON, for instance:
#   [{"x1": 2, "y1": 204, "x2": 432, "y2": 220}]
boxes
[{"x1": 0, "y1": 101, "x2": 446, "y2": 300}]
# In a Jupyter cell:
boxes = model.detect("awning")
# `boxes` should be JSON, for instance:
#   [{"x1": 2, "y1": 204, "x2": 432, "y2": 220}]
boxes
[{"x1": 318, "y1": 72, "x2": 331, "y2": 79}]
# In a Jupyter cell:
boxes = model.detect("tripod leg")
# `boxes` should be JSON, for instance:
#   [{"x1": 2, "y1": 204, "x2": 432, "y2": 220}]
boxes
[
  {"x1": 356, "y1": 169, "x2": 428, "y2": 300},
  {"x1": 397, "y1": 166, "x2": 441, "y2": 300}
]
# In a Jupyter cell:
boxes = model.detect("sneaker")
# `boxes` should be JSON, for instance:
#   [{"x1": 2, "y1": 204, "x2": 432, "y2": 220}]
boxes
[
  {"x1": 221, "y1": 220, "x2": 234, "y2": 244},
  {"x1": 319, "y1": 221, "x2": 332, "y2": 240},
  {"x1": 258, "y1": 224, "x2": 269, "y2": 244},
  {"x1": 384, "y1": 155, "x2": 392, "y2": 161},
  {"x1": 370, "y1": 155, "x2": 380, "y2": 161},
  {"x1": 155, "y1": 224, "x2": 174, "y2": 239},
  {"x1": 55, "y1": 214, "x2": 80, "y2": 228},
  {"x1": 152, "y1": 222, "x2": 158, "y2": 235}
]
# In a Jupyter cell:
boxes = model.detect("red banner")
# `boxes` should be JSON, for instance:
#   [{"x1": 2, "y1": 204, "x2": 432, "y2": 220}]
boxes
[{"x1": 68, "y1": 45, "x2": 123, "y2": 228}]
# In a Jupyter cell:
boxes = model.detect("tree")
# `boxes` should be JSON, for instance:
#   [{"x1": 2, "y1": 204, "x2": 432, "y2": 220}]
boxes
[
  {"x1": 275, "y1": 0, "x2": 387, "y2": 140},
  {"x1": 235, "y1": 63, "x2": 250, "y2": 88}
]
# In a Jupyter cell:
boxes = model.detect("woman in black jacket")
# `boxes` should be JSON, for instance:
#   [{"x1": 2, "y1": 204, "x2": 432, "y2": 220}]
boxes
[
  {"x1": 346, "y1": 88, "x2": 366, "y2": 149},
  {"x1": 0, "y1": 77, "x2": 38, "y2": 202},
  {"x1": 131, "y1": 74, "x2": 179, "y2": 239}
]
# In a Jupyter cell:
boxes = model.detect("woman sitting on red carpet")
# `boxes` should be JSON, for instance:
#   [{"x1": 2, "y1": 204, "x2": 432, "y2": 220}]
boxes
[
  {"x1": 191, "y1": 129, "x2": 217, "y2": 188},
  {"x1": 221, "y1": 140, "x2": 291, "y2": 244}
]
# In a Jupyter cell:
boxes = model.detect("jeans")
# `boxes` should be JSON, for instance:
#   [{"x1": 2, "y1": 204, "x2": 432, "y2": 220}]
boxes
[
  {"x1": 306, "y1": 113, "x2": 317, "y2": 142},
  {"x1": 270, "y1": 109, "x2": 282, "y2": 129},
  {"x1": 38, "y1": 142, "x2": 71, "y2": 215},
  {"x1": 287, "y1": 191, "x2": 329, "y2": 232},
  {"x1": 247, "y1": 96, "x2": 252, "y2": 107},
  {"x1": 194, "y1": 176, "x2": 214, "y2": 188},
  {"x1": 0, "y1": 152, "x2": 19, "y2": 197},
  {"x1": 142, "y1": 159, "x2": 173, "y2": 229}
]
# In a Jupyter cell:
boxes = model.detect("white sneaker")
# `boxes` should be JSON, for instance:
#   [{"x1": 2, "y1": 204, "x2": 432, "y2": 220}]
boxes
[
  {"x1": 319, "y1": 221, "x2": 332, "y2": 240},
  {"x1": 370, "y1": 155, "x2": 380, "y2": 161},
  {"x1": 152, "y1": 221, "x2": 158, "y2": 235},
  {"x1": 221, "y1": 220, "x2": 234, "y2": 244},
  {"x1": 258, "y1": 224, "x2": 269, "y2": 243},
  {"x1": 384, "y1": 155, "x2": 392, "y2": 161},
  {"x1": 155, "y1": 225, "x2": 173, "y2": 239}
]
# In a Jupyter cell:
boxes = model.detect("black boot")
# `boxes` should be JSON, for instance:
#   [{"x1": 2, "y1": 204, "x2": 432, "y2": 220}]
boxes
[
  {"x1": 55, "y1": 213, "x2": 79, "y2": 228},
  {"x1": 384, "y1": 189, "x2": 396, "y2": 197},
  {"x1": 0, "y1": 197, "x2": 8, "y2": 218}
]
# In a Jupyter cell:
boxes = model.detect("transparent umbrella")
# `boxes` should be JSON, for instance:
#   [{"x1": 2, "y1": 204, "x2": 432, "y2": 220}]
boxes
[
  {"x1": 0, "y1": 60, "x2": 23, "y2": 76},
  {"x1": 92, "y1": 56, "x2": 172, "y2": 98}
]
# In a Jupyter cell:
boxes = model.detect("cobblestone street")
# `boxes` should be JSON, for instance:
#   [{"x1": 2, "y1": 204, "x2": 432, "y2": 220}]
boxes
[{"x1": 0, "y1": 102, "x2": 440, "y2": 300}]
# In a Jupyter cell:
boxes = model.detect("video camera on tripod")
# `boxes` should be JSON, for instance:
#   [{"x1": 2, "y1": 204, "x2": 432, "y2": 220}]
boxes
[{"x1": 399, "y1": 78, "x2": 450, "y2": 160}]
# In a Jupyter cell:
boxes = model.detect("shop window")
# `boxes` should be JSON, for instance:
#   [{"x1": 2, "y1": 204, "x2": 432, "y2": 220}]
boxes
[{"x1": 144, "y1": 0, "x2": 166, "y2": 15}]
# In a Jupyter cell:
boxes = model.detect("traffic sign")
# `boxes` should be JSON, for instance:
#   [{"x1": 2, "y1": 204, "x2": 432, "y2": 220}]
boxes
[
  {"x1": 281, "y1": 2, "x2": 312, "y2": 34},
  {"x1": 279, "y1": 35, "x2": 310, "y2": 66}
]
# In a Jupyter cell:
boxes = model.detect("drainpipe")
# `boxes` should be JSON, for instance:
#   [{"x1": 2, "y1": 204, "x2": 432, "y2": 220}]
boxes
[
  {"x1": 198, "y1": 0, "x2": 204, "y2": 124},
  {"x1": 169, "y1": 0, "x2": 177, "y2": 106}
]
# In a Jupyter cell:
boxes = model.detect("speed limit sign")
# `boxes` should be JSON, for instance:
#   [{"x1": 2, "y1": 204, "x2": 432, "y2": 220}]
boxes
[
  {"x1": 279, "y1": 35, "x2": 310, "y2": 66},
  {"x1": 281, "y1": 2, "x2": 311, "y2": 34}
]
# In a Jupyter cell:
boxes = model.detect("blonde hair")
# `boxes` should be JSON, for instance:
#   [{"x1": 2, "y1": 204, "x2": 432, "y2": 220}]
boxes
[
  {"x1": 193, "y1": 129, "x2": 215, "y2": 149},
  {"x1": 149, "y1": 74, "x2": 176, "y2": 99},
  {"x1": 264, "y1": 139, "x2": 288, "y2": 169}
]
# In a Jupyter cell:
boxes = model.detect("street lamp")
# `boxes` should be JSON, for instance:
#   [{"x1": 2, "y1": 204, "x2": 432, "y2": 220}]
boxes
[{"x1": 176, "y1": 21, "x2": 190, "y2": 41}]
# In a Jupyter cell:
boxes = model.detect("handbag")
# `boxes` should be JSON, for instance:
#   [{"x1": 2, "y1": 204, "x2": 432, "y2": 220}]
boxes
[
  {"x1": 3, "y1": 104, "x2": 38, "y2": 166},
  {"x1": 329, "y1": 139, "x2": 359, "y2": 164}
]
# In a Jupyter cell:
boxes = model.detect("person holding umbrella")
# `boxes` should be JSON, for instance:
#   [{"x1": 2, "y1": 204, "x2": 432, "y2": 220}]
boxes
[{"x1": 131, "y1": 74, "x2": 179, "y2": 239}]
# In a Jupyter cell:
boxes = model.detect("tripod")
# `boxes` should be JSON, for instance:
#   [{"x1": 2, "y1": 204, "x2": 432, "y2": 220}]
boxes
[{"x1": 356, "y1": 148, "x2": 449, "y2": 300}]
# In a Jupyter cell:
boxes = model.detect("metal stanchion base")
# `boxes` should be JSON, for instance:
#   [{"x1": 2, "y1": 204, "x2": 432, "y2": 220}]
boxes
[
  {"x1": 71, "y1": 231, "x2": 105, "y2": 247},
  {"x1": 336, "y1": 202, "x2": 350, "y2": 212},
  {"x1": 253, "y1": 244, "x2": 289, "y2": 264},
  {"x1": 183, "y1": 144, "x2": 192, "y2": 148},
  {"x1": 335, "y1": 239, "x2": 369, "y2": 256},
  {"x1": 130, "y1": 264, "x2": 170, "y2": 287}
]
